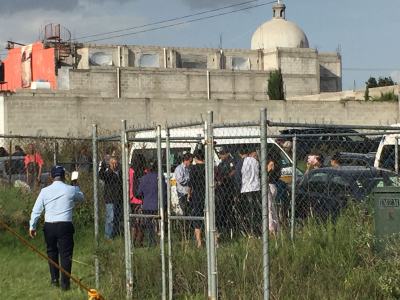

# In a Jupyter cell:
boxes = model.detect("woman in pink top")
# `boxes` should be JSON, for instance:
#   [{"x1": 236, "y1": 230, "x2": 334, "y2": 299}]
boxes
[
  {"x1": 129, "y1": 154, "x2": 147, "y2": 246},
  {"x1": 266, "y1": 159, "x2": 281, "y2": 235}
]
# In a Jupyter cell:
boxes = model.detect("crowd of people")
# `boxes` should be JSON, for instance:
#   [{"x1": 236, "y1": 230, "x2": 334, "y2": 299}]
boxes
[
  {"x1": 0, "y1": 144, "x2": 45, "y2": 190},
  {"x1": 0, "y1": 142, "x2": 94, "y2": 191},
  {"x1": 105, "y1": 146, "x2": 289, "y2": 249},
  {"x1": 98, "y1": 148, "x2": 168, "y2": 246},
  {"x1": 97, "y1": 144, "x2": 286, "y2": 248},
  {"x1": 2, "y1": 141, "x2": 289, "y2": 247},
  {"x1": 173, "y1": 145, "x2": 283, "y2": 245}
]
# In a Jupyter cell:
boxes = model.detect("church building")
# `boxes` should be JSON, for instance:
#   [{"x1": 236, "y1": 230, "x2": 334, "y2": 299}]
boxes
[{"x1": 1, "y1": 1, "x2": 342, "y2": 99}]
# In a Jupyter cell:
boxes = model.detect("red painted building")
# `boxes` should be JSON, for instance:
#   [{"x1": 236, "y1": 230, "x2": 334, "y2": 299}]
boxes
[{"x1": 0, "y1": 42, "x2": 56, "y2": 91}]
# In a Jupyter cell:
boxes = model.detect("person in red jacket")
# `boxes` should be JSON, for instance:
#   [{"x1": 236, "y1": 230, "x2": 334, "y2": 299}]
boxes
[{"x1": 24, "y1": 143, "x2": 44, "y2": 190}]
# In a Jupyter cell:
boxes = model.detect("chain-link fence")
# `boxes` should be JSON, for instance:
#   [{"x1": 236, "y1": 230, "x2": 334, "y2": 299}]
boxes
[
  {"x1": 90, "y1": 115, "x2": 400, "y2": 299},
  {"x1": 267, "y1": 122, "x2": 400, "y2": 240},
  {"x1": 0, "y1": 133, "x2": 92, "y2": 203},
  {"x1": 4, "y1": 112, "x2": 400, "y2": 299}
]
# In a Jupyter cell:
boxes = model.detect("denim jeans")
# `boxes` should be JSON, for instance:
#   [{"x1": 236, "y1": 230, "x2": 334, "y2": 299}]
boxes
[
  {"x1": 105, "y1": 203, "x2": 114, "y2": 239},
  {"x1": 142, "y1": 210, "x2": 157, "y2": 247}
]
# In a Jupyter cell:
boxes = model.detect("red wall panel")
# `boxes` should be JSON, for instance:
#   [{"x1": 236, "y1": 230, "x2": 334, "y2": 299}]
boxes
[
  {"x1": 3, "y1": 48, "x2": 22, "y2": 91},
  {"x1": 32, "y1": 44, "x2": 56, "y2": 89},
  {"x1": 1, "y1": 42, "x2": 56, "y2": 91}
]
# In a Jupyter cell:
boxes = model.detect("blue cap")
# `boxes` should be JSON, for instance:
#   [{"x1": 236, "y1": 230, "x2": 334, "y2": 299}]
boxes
[{"x1": 51, "y1": 166, "x2": 65, "y2": 178}]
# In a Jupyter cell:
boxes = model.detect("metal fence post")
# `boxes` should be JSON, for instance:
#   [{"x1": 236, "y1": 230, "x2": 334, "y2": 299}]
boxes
[
  {"x1": 204, "y1": 117, "x2": 212, "y2": 297},
  {"x1": 165, "y1": 125, "x2": 173, "y2": 300},
  {"x1": 290, "y1": 135, "x2": 297, "y2": 241},
  {"x1": 8, "y1": 139, "x2": 12, "y2": 185},
  {"x1": 53, "y1": 141, "x2": 58, "y2": 166},
  {"x1": 395, "y1": 137, "x2": 399, "y2": 175},
  {"x1": 207, "y1": 111, "x2": 218, "y2": 299},
  {"x1": 157, "y1": 125, "x2": 167, "y2": 300},
  {"x1": 92, "y1": 124, "x2": 100, "y2": 290},
  {"x1": 121, "y1": 120, "x2": 133, "y2": 299},
  {"x1": 260, "y1": 108, "x2": 270, "y2": 300}
]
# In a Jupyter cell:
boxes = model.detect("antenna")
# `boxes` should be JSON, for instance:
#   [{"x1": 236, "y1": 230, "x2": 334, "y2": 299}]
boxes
[
  {"x1": 219, "y1": 33, "x2": 223, "y2": 49},
  {"x1": 336, "y1": 44, "x2": 342, "y2": 55}
]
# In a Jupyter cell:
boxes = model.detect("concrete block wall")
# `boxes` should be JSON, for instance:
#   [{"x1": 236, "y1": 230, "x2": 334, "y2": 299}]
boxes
[
  {"x1": 69, "y1": 44, "x2": 342, "y2": 98},
  {"x1": 70, "y1": 69, "x2": 118, "y2": 97},
  {"x1": 263, "y1": 50, "x2": 279, "y2": 71},
  {"x1": 79, "y1": 44, "x2": 261, "y2": 70},
  {"x1": 319, "y1": 52, "x2": 342, "y2": 92},
  {"x1": 2, "y1": 91, "x2": 400, "y2": 137},
  {"x1": 282, "y1": 75, "x2": 319, "y2": 96},
  {"x1": 69, "y1": 68, "x2": 271, "y2": 100},
  {"x1": 0, "y1": 95, "x2": 4, "y2": 135}
]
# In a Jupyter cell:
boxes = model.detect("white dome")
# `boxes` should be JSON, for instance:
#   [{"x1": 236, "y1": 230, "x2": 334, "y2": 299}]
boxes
[{"x1": 251, "y1": 2, "x2": 309, "y2": 50}]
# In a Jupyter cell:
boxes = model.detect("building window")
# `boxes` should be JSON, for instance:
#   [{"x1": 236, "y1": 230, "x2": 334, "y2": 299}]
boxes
[
  {"x1": 178, "y1": 54, "x2": 207, "y2": 69},
  {"x1": 89, "y1": 51, "x2": 113, "y2": 66},
  {"x1": 138, "y1": 54, "x2": 160, "y2": 68},
  {"x1": 231, "y1": 57, "x2": 250, "y2": 70}
]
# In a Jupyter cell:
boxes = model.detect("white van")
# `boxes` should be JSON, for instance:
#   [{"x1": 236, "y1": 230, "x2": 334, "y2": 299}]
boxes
[
  {"x1": 129, "y1": 127, "x2": 301, "y2": 214},
  {"x1": 374, "y1": 124, "x2": 400, "y2": 171}
]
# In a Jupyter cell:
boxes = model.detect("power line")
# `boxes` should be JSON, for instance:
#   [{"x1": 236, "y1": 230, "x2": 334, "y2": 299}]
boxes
[
  {"x1": 81, "y1": 1, "x2": 276, "y2": 43},
  {"x1": 74, "y1": 0, "x2": 263, "y2": 41}
]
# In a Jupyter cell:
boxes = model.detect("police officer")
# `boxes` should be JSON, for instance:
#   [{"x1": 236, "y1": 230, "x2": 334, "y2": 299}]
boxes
[{"x1": 29, "y1": 166, "x2": 84, "y2": 291}]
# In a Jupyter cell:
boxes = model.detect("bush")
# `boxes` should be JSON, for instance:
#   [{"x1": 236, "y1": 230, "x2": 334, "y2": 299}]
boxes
[
  {"x1": 366, "y1": 76, "x2": 397, "y2": 88},
  {"x1": 267, "y1": 69, "x2": 285, "y2": 100},
  {"x1": 371, "y1": 90, "x2": 399, "y2": 102},
  {"x1": 0, "y1": 186, "x2": 36, "y2": 228}
]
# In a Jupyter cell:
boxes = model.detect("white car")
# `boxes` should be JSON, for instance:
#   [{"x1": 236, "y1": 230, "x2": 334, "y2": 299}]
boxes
[
  {"x1": 374, "y1": 124, "x2": 400, "y2": 171},
  {"x1": 129, "y1": 126, "x2": 301, "y2": 214}
]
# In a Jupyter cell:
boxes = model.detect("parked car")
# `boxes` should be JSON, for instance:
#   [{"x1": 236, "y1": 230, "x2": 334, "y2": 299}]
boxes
[
  {"x1": 277, "y1": 128, "x2": 380, "y2": 160},
  {"x1": 336, "y1": 152, "x2": 376, "y2": 167},
  {"x1": 374, "y1": 124, "x2": 400, "y2": 171},
  {"x1": 295, "y1": 166, "x2": 396, "y2": 220}
]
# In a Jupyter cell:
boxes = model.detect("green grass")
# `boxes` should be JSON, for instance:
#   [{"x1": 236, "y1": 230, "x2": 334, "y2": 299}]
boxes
[
  {"x1": 0, "y1": 225, "x2": 94, "y2": 300},
  {"x1": 2, "y1": 186, "x2": 400, "y2": 299}
]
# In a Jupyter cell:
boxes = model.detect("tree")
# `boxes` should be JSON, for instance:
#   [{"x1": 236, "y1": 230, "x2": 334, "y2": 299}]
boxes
[
  {"x1": 267, "y1": 69, "x2": 285, "y2": 100},
  {"x1": 365, "y1": 77, "x2": 378, "y2": 88},
  {"x1": 366, "y1": 76, "x2": 396, "y2": 88},
  {"x1": 378, "y1": 76, "x2": 395, "y2": 87}
]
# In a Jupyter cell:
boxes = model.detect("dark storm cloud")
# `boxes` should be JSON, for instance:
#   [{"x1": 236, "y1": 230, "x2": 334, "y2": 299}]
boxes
[
  {"x1": 180, "y1": 0, "x2": 249, "y2": 9},
  {"x1": 0, "y1": 0, "x2": 130, "y2": 15},
  {"x1": 0, "y1": 0, "x2": 79, "y2": 14}
]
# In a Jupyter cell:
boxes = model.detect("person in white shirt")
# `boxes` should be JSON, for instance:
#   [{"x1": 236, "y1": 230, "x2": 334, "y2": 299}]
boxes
[
  {"x1": 29, "y1": 166, "x2": 84, "y2": 291},
  {"x1": 239, "y1": 149, "x2": 261, "y2": 236},
  {"x1": 174, "y1": 153, "x2": 193, "y2": 215}
]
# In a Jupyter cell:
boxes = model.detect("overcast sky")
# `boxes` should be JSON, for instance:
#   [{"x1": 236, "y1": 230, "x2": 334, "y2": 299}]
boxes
[{"x1": 0, "y1": 0, "x2": 399, "y2": 90}]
